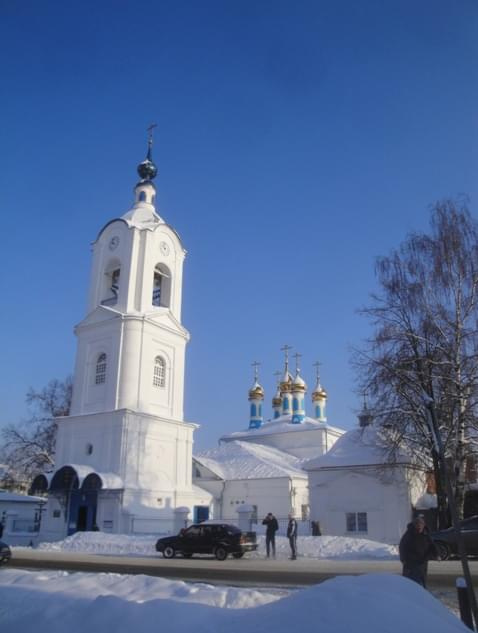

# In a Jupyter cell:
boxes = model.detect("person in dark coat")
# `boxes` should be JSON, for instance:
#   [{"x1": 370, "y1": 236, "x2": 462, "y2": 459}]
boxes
[
  {"x1": 399, "y1": 515, "x2": 438, "y2": 588},
  {"x1": 287, "y1": 513, "x2": 298, "y2": 560},
  {"x1": 262, "y1": 512, "x2": 279, "y2": 558}
]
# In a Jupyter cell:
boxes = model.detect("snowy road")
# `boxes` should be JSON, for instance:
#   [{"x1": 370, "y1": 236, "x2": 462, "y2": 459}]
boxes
[{"x1": 8, "y1": 548, "x2": 477, "y2": 588}]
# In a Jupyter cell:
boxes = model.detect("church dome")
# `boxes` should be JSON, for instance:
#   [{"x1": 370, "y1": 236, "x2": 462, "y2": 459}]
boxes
[
  {"x1": 292, "y1": 372, "x2": 307, "y2": 392},
  {"x1": 248, "y1": 380, "x2": 264, "y2": 399},
  {"x1": 312, "y1": 385, "x2": 327, "y2": 402},
  {"x1": 280, "y1": 370, "x2": 293, "y2": 392},
  {"x1": 137, "y1": 157, "x2": 157, "y2": 182}
]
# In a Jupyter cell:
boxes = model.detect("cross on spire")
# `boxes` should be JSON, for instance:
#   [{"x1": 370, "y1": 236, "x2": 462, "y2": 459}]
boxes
[
  {"x1": 146, "y1": 123, "x2": 157, "y2": 159},
  {"x1": 293, "y1": 352, "x2": 302, "y2": 373},
  {"x1": 280, "y1": 344, "x2": 292, "y2": 370},
  {"x1": 313, "y1": 360, "x2": 322, "y2": 383},
  {"x1": 251, "y1": 360, "x2": 261, "y2": 382}
]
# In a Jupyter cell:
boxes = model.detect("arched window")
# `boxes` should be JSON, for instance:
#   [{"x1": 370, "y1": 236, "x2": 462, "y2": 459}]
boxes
[
  {"x1": 152, "y1": 264, "x2": 171, "y2": 308},
  {"x1": 153, "y1": 356, "x2": 166, "y2": 388},
  {"x1": 102, "y1": 260, "x2": 121, "y2": 307},
  {"x1": 95, "y1": 353, "x2": 107, "y2": 385},
  {"x1": 139, "y1": 191, "x2": 147, "y2": 202}
]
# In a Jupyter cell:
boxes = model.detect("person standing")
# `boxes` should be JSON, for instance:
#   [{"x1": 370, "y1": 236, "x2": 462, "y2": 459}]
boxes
[
  {"x1": 399, "y1": 515, "x2": 437, "y2": 588},
  {"x1": 262, "y1": 512, "x2": 279, "y2": 558},
  {"x1": 287, "y1": 513, "x2": 298, "y2": 560}
]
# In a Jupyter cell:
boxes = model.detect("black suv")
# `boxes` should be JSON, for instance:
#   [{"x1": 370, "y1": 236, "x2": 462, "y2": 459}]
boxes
[
  {"x1": 432, "y1": 515, "x2": 478, "y2": 560},
  {"x1": 156, "y1": 523, "x2": 258, "y2": 561}
]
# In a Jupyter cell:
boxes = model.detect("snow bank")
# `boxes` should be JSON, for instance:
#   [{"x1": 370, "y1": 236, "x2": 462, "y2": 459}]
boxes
[
  {"x1": 0, "y1": 569, "x2": 467, "y2": 633},
  {"x1": 33, "y1": 531, "x2": 398, "y2": 560}
]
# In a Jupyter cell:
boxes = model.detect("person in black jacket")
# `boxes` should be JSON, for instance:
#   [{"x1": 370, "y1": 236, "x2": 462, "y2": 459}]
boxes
[
  {"x1": 399, "y1": 515, "x2": 438, "y2": 588},
  {"x1": 287, "y1": 513, "x2": 298, "y2": 560},
  {"x1": 262, "y1": 512, "x2": 279, "y2": 558}
]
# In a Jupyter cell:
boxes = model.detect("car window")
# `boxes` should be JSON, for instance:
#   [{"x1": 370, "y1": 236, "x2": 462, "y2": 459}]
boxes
[
  {"x1": 184, "y1": 526, "x2": 201, "y2": 538},
  {"x1": 226, "y1": 526, "x2": 241, "y2": 535}
]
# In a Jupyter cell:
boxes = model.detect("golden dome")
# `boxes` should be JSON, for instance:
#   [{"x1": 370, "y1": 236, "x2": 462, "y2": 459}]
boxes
[
  {"x1": 248, "y1": 380, "x2": 264, "y2": 399},
  {"x1": 292, "y1": 372, "x2": 307, "y2": 392},
  {"x1": 312, "y1": 385, "x2": 327, "y2": 401}
]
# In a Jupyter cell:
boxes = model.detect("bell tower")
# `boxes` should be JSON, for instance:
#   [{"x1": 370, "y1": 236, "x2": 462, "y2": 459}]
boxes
[
  {"x1": 37, "y1": 131, "x2": 210, "y2": 541},
  {"x1": 70, "y1": 130, "x2": 189, "y2": 421}
]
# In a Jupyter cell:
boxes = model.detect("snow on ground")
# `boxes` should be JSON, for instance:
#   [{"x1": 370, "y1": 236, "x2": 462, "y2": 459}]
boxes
[
  {"x1": 0, "y1": 568, "x2": 468, "y2": 633},
  {"x1": 3, "y1": 532, "x2": 466, "y2": 632},
  {"x1": 34, "y1": 531, "x2": 398, "y2": 560}
]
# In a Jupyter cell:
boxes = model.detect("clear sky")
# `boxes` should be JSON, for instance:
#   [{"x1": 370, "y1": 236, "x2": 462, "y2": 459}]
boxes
[{"x1": 0, "y1": 0, "x2": 477, "y2": 451}]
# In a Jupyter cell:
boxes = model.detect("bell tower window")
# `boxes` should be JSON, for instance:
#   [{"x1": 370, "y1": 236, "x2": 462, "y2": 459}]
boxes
[
  {"x1": 153, "y1": 356, "x2": 166, "y2": 388},
  {"x1": 102, "y1": 260, "x2": 121, "y2": 307},
  {"x1": 152, "y1": 264, "x2": 171, "y2": 308},
  {"x1": 95, "y1": 353, "x2": 107, "y2": 385}
]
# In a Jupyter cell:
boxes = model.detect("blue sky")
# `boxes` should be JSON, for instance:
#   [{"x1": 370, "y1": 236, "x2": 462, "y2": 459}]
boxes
[{"x1": 1, "y1": 0, "x2": 477, "y2": 450}]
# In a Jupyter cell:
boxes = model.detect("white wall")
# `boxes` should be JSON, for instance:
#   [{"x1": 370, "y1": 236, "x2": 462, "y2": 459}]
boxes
[{"x1": 308, "y1": 465, "x2": 420, "y2": 544}]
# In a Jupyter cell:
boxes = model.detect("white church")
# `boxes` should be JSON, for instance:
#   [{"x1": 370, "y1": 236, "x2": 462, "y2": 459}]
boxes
[
  {"x1": 32, "y1": 137, "x2": 211, "y2": 540},
  {"x1": 29, "y1": 138, "x2": 431, "y2": 543}
]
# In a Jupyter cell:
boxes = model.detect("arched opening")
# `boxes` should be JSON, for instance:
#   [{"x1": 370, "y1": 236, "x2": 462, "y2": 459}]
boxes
[
  {"x1": 95, "y1": 353, "x2": 107, "y2": 385},
  {"x1": 29, "y1": 474, "x2": 49, "y2": 496},
  {"x1": 139, "y1": 191, "x2": 147, "y2": 202},
  {"x1": 101, "y1": 258, "x2": 121, "y2": 306},
  {"x1": 153, "y1": 356, "x2": 166, "y2": 388},
  {"x1": 152, "y1": 264, "x2": 171, "y2": 308}
]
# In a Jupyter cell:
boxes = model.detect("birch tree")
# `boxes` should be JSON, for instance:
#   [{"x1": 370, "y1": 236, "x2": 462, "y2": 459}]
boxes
[
  {"x1": 0, "y1": 377, "x2": 72, "y2": 491},
  {"x1": 356, "y1": 200, "x2": 478, "y2": 525}
]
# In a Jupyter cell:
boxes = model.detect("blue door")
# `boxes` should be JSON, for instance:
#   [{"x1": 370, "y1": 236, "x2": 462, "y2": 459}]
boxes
[{"x1": 193, "y1": 506, "x2": 209, "y2": 523}]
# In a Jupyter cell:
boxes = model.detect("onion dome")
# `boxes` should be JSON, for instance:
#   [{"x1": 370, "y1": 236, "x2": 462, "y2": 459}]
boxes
[
  {"x1": 137, "y1": 146, "x2": 157, "y2": 182},
  {"x1": 280, "y1": 371, "x2": 293, "y2": 392},
  {"x1": 137, "y1": 125, "x2": 158, "y2": 182},
  {"x1": 312, "y1": 382, "x2": 327, "y2": 402},
  {"x1": 248, "y1": 380, "x2": 264, "y2": 400},
  {"x1": 272, "y1": 385, "x2": 282, "y2": 407},
  {"x1": 292, "y1": 371, "x2": 307, "y2": 392}
]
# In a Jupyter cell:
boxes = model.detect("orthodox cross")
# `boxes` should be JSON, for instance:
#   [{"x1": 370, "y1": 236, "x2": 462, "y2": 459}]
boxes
[
  {"x1": 313, "y1": 360, "x2": 322, "y2": 383},
  {"x1": 293, "y1": 352, "x2": 302, "y2": 373},
  {"x1": 280, "y1": 344, "x2": 292, "y2": 370},
  {"x1": 251, "y1": 360, "x2": 261, "y2": 382},
  {"x1": 147, "y1": 123, "x2": 158, "y2": 143}
]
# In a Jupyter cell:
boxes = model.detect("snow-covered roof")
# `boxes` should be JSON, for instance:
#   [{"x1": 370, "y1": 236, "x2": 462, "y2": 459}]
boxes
[
  {"x1": 194, "y1": 440, "x2": 308, "y2": 480},
  {"x1": 303, "y1": 425, "x2": 411, "y2": 470},
  {"x1": 221, "y1": 414, "x2": 344, "y2": 442},
  {"x1": 0, "y1": 490, "x2": 45, "y2": 504}
]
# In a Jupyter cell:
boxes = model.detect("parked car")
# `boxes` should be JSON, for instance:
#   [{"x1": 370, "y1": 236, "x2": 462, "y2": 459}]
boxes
[
  {"x1": 0, "y1": 541, "x2": 11, "y2": 566},
  {"x1": 156, "y1": 522, "x2": 258, "y2": 561},
  {"x1": 431, "y1": 515, "x2": 478, "y2": 560}
]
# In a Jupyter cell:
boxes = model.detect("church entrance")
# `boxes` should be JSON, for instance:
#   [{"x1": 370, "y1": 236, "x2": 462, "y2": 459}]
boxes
[
  {"x1": 68, "y1": 489, "x2": 98, "y2": 534},
  {"x1": 194, "y1": 506, "x2": 209, "y2": 523},
  {"x1": 49, "y1": 467, "x2": 101, "y2": 536}
]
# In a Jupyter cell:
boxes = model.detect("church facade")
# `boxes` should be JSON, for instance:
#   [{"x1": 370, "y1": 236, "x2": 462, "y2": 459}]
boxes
[
  {"x1": 193, "y1": 358, "x2": 346, "y2": 530},
  {"x1": 32, "y1": 139, "x2": 210, "y2": 540}
]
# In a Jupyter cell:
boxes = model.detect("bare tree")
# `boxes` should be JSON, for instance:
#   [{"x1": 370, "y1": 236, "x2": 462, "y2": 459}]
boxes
[
  {"x1": 0, "y1": 377, "x2": 72, "y2": 491},
  {"x1": 355, "y1": 200, "x2": 478, "y2": 526}
]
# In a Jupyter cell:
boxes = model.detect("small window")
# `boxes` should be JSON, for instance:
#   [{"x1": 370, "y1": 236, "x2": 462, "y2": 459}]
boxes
[
  {"x1": 346, "y1": 512, "x2": 368, "y2": 533},
  {"x1": 95, "y1": 353, "x2": 107, "y2": 385},
  {"x1": 86, "y1": 443, "x2": 93, "y2": 455},
  {"x1": 139, "y1": 191, "x2": 147, "y2": 202},
  {"x1": 301, "y1": 504, "x2": 310, "y2": 521},
  {"x1": 153, "y1": 356, "x2": 166, "y2": 387},
  {"x1": 152, "y1": 264, "x2": 171, "y2": 307}
]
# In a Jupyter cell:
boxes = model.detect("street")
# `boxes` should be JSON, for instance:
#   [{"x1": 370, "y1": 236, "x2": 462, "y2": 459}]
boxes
[{"x1": 8, "y1": 548, "x2": 478, "y2": 589}]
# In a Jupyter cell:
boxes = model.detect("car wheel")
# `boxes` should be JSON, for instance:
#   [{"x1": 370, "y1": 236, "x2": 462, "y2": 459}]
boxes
[
  {"x1": 215, "y1": 546, "x2": 228, "y2": 561},
  {"x1": 163, "y1": 546, "x2": 176, "y2": 559},
  {"x1": 435, "y1": 541, "x2": 451, "y2": 561},
  {"x1": 232, "y1": 552, "x2": 244, "y2": 559}
]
